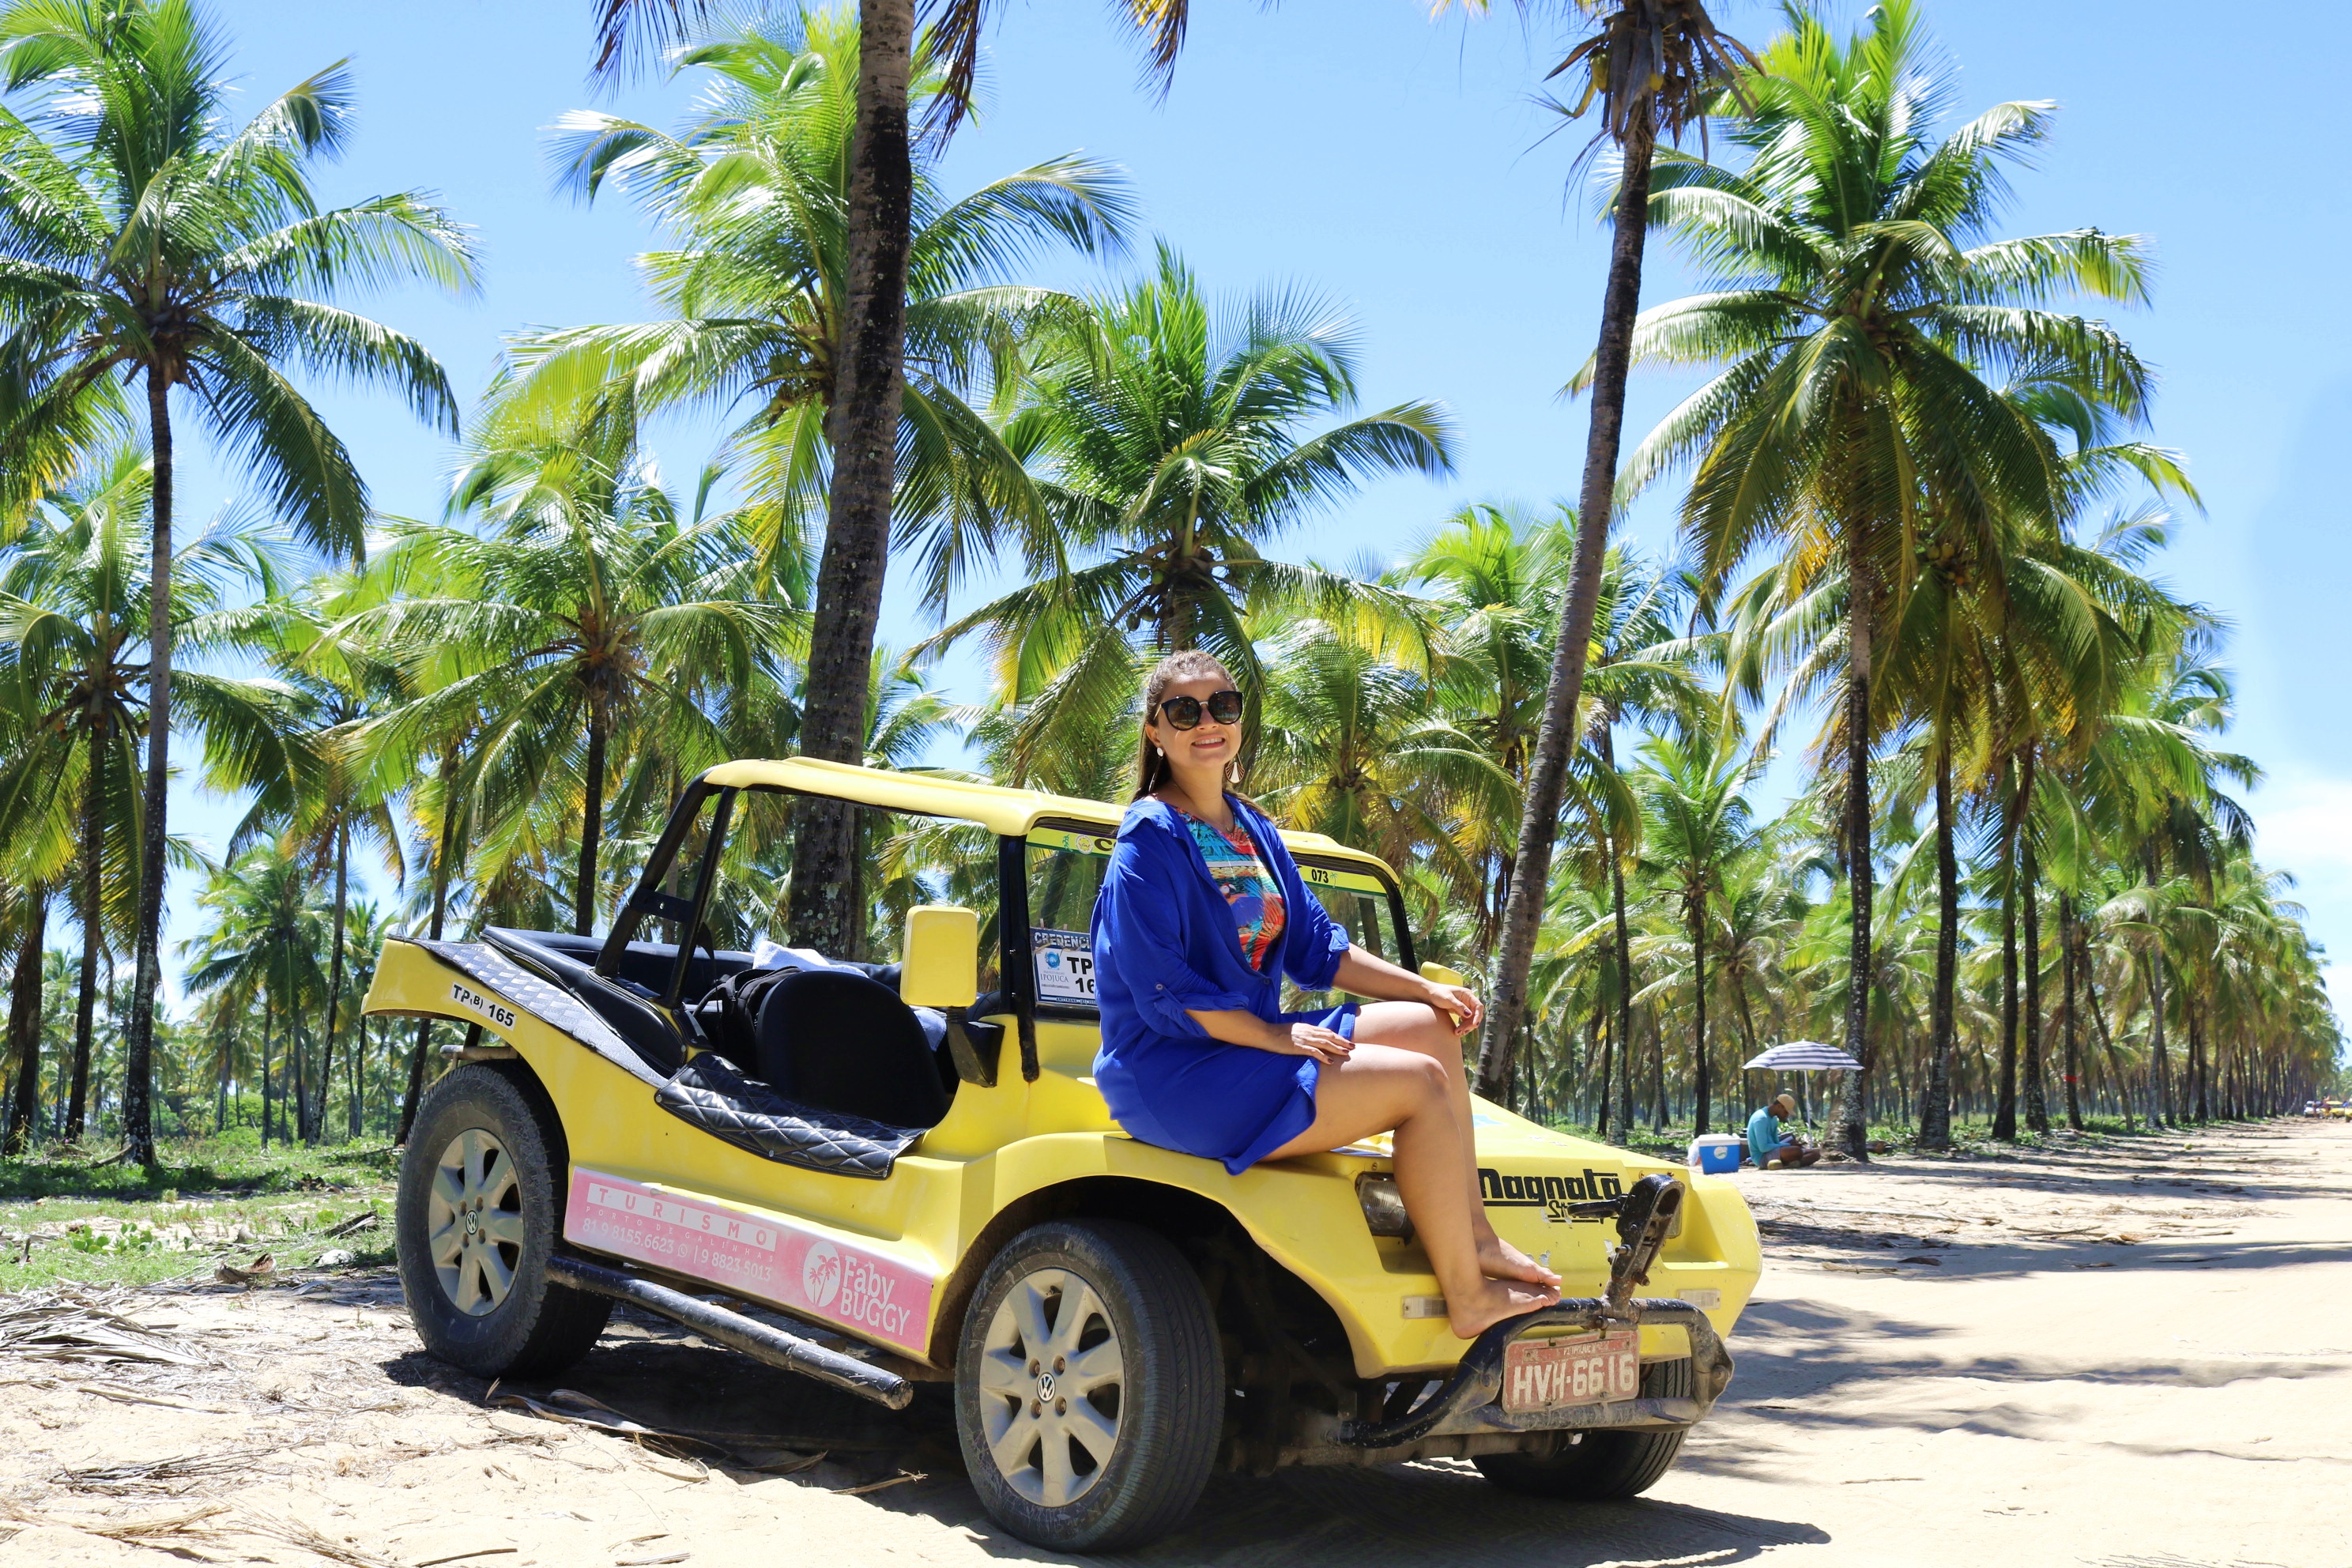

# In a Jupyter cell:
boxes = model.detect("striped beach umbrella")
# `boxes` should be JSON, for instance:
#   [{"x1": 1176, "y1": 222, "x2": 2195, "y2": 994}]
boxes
[{"x1": 1740, "y1": 1041, "x2": 1863, "y2": 1072}]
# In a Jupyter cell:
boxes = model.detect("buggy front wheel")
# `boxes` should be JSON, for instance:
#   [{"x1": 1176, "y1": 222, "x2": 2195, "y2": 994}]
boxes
[
  {"x1": 396, "y1": 1063, "x2": 611, "y2": 1378},
  {"x1": 954, "y1": 1219, "x2": 1221, "y2": 1551},
  {"x1": 1473, "y1": 1356, "x2": 1693, "y2": 1499}
]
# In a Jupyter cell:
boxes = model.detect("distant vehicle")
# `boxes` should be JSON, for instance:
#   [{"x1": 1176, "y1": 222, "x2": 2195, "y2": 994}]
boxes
[
  {"x1": 2307, "y1": 1102, "x2": 2326, "y2": 1118},
  {"x1": 365, "y1": 759, "x2": 1759, "y2": 1551}
]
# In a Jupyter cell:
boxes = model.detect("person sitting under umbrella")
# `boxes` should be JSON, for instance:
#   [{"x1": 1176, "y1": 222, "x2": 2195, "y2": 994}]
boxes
[{"x1": 1747, "y1": 1092, "x2": 1821, "y2": 1170}]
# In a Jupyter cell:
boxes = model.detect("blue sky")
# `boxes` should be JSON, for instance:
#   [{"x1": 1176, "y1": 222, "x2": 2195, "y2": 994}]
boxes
[{"x1": 150, "y1": 0, "x2": 2352, "y2": 1008}]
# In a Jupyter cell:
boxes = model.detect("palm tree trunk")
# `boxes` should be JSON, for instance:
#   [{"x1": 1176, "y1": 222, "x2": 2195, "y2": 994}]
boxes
[
  {"x1": 2182, "y1": 1001, "x2": 2201, "y2": 1123},
  {"x1": 319, "y1": 821, "x2": 350, "y2": 1144},
  {"x1": 575, "y1": 709, "x2": 607, "y2": 937},
  {"x1": 2085, "y1": 952, "x2": 2128, "y2": 1129},
  {"x1": 398, "y1": 757, "x2": 462, "y2": 1144},
  {"x1": 1610, "y1": 856, "x2": 1638, "y2": 1132},
  {"x1": 1648, "y1": 1007, "x2": 1667, "y2": 1133},
  {"x1": 1597, "y1": 726, "x2": 1638, "y2": 1138},
  {"x1": 117, "y1": 371, "x2": 174, "y2": 1167},
  {"x1": 69, "y1": 718, "x2": 107, "y2": 1147},
  {"x1": 1828, "y1": 535, "x2": 1877, "y2": 1161},
  {"x1": 1920, "y1": 739, "x2": 1959, "y2": 1149},
  {"x1": 1992, "y1": 763, "x2": 2022, "y2": 1141},
  {"x1": 786, "y1": 0, "x2": 917, "y2": 959},
  {"x1": 2022, "y1": 835, "x2": 2047, "y2": 1133},
  {"x1": 292, "y1": 1007, "x2": 314, "y2": 1144},
  {"x1": 1589, "y1": 1001, "x2": 1610, "y2": 1137},
  {"x1": 5, "y1": 895, "x2": 48, "y2": 1155},
  {"x1": 2061, "y1": 894, "x2": 2084, "y2": 1130},
  {"x1": 260, "y1": 997, "x2": 274, "y2": 1150},
  {"x1": 1689, "y1": 898, "x2": 1710, "y2": 1136},
  {"x1": 1476, "y1": 117, "x2": 1658, "y2": 1099}
]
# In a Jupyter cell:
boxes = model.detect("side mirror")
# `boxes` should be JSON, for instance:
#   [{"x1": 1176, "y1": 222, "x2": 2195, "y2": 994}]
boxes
[
  {"x1": 903, "y1": 904, "x2": 999, "y2": 1088},
  {"x1": 902, "y1": 905, "x2": 978, "y2": 1008}
]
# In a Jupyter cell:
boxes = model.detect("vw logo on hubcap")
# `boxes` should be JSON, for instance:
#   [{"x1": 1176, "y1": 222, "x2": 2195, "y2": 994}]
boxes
[{"x1": 1035, "y1": 1372, "x2": 1057, "y2": 1401}]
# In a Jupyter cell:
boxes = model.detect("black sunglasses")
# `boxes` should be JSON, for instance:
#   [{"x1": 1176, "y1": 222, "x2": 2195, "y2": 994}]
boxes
[{"x1": 1156, "y1": 689, "x2": 1243, "y2": 730}]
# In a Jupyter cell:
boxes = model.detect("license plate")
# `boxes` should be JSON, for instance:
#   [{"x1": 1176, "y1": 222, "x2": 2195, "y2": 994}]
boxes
[{"x1": 1501, "y1": 1327, "x2": 1641, "y2": 1414}]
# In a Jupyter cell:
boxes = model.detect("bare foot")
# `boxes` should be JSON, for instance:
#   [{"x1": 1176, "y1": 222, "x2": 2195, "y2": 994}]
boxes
[
  {"x1": 1446, "y1": 1278, "x2": 1560, "y2": 1340},
  {"x1": 1476, "y1": 1229, "x2": 1562, "y2": 1287}
]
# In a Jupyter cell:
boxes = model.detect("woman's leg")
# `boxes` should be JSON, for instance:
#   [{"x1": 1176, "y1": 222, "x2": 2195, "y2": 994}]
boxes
[
  {"x1": 1263, "y1": 1043, "x2": 1559, "y2": 1340},
  {"x1": 1351, "y1": 1002, "x2": 1560, "y2": 1287}
]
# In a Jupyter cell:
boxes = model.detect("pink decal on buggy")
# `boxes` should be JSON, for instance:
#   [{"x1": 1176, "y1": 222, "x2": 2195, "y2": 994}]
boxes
[{"x1": 565, "y1": 1169, "x2": 933, "y2": 1351}]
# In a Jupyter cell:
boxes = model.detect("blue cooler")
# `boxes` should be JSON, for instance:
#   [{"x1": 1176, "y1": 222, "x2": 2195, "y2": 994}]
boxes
[{"x1": 1687, "y1": 1134, "x2": 1744, "y2": 1174}]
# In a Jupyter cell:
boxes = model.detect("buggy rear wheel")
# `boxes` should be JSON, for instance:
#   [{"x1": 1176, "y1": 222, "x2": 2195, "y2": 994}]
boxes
[
  {"x1": 397, "y1": 1063, "x2": 611, "y2": 1378},
  {"x1": 954, "y1": 1219, "x2": 1220, "y2": 1552},
  {"x1": 1473, "y1": 1356, "x2": 1693, "y2": 1499}
]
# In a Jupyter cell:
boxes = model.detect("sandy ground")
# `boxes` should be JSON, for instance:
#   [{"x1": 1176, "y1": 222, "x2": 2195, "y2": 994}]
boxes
[{"x1": 0, "y1": 1119, "x2": 2345, "y2": 1568}]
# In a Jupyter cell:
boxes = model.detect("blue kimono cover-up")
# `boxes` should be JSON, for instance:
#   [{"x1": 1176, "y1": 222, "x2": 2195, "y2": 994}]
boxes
[{"x1": 1090, "y1": 795, "x2": 1354, "y2": 1174}]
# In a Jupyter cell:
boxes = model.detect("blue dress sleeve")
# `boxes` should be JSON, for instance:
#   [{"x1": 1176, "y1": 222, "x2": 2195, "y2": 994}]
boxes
[{"x1": 1097, "y1": 832, "x2": 1257, "y2": 1038}]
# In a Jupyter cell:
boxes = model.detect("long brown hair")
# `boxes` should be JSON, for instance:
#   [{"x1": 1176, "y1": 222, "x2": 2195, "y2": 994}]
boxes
[{"x1": 1132, "y1": 650, "x2": 1242, "y2": 801}]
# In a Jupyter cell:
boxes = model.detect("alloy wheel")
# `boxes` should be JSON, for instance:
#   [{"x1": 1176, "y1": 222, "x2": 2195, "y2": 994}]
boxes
[
  {"x1": 976, "y1": 1266, "x2": 1126, "y2": 1506},
  {"x1": 428, "y1": 1128, "x2": 526, "y2": 1315}
]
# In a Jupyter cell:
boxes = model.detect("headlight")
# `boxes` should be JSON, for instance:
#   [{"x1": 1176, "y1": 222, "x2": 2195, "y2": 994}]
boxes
[{"x1": 1355, "y1": 1172, "x2": 1413, "y2": 1240}]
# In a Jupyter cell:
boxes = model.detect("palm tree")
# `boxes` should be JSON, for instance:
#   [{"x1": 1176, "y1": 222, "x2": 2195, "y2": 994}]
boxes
[
  {"x1": 2067, "y1": 646, "x2": 2254, "y2": 1126},
  {"x1": 1608, "y1": 0, "x2": 2154, "y2": 1155},
  {"x1": 0, "y1": 0, "x2": 476, "y2": 1162},
  {"x1": 926, "y1": 248, "x2": 1453, "y2": 780},
  {"x1": 181, "y1": 845, "x2": 332, "y2": 1147},
  {"x1": 2, "y1": 880, "x2": 53, "y2": 1153},
  {"x1": 515, "y1": 4, "x2": 1133, "y2": 956},
  {"x1": 0, "y1": 445, "x2": 294, "y2": 1140},
  {"x1": 203, "y1": 569, "x2": 408, "y2": 1142},
  {"x1": 1631, "y1": 722, "x2": 1756, "y2": 1133},
  {"x1": 1250, "y1": 616, "x2": 1513, "y2": 880},
  {"x1": 1448, "y1": 0, "x2": 1755, "y2": 1104},
  {"x1": 352, "y1": 421, "x2": 792, "y2": 939},
  {"x1": 1396, "y1": 504, "x2": 1573, "y2": 946}
]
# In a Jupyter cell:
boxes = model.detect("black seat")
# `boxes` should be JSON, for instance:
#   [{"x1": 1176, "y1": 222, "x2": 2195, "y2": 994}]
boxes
[{"x1": 754, "y1": 968, "x2": 952, "y2": 1129}]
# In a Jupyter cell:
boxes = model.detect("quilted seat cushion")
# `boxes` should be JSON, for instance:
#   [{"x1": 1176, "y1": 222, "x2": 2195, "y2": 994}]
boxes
[{"x1": 654, "y1": 1053, "x2": 925, "y2": 1179}]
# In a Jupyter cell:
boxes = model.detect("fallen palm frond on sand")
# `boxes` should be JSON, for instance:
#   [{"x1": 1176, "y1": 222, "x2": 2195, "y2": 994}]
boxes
[
  {"x1": 51, "y1": 1447, "x2": 278, "y2": 1498},
  {"x1": 0, "y1": 1286, "x2": 210, "y2": 1366},
  {"x1": 5, "y1": 1502, "x2": 402, "y2": 1568}
]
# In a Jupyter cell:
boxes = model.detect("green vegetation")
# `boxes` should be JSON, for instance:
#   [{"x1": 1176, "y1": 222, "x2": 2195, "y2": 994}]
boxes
[
  {"x1": 0, "y1": 0, "x2": 2339, "y2": 1186},
  {"x1": 0, "y1": 1141, "x2": 395, "y2": 1291}
]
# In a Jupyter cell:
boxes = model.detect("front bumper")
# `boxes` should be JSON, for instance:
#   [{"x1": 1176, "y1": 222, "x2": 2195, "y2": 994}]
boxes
[{"x1": 1341, "y1": 1297, "x2": 1736, "y2": 1448}]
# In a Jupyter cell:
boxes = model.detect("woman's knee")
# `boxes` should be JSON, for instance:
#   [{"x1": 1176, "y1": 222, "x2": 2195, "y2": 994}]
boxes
[
  {"x1": 1341, "y1": 1043, "x2": 1449, "y2": 1115},
  {"x1": 1391, "y1": 1049, "x2": 1451, "y2": 1110},
  {"x1": 1356, "y1": 1003, "x2": 1464, "y2": 1063}
]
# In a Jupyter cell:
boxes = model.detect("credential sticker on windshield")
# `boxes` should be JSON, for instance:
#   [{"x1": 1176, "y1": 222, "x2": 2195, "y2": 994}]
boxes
[
  {"x1": 1033, "y1": 927, "x2": 1096, "y2": 1004},
  {"x1": 1029, "y1": 828, "x2": 1118, "y2": 855},
  {"x1": 1296, "y1": 861, "x2": 1391, "y2": 895}
]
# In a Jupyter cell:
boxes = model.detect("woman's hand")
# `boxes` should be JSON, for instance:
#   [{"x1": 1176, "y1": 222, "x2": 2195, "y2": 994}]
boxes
[
  {"x1": 1272, "y1": 1020, "x2": 1354, "y2": 1065},
  {"x1": 1423, "y1": 982, "x2": 1483, "y2": 1037}
]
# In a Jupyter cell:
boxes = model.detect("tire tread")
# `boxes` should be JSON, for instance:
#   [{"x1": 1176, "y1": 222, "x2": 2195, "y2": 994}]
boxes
[{"x1": 955, "y1": 1219, "x2": 1221, "y2": 1552}]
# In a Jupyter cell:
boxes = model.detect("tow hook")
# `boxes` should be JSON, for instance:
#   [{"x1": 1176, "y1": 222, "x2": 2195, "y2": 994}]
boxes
[{"x1": 1601, "y1": 1173, "x2": 1686, "y2": 1321}]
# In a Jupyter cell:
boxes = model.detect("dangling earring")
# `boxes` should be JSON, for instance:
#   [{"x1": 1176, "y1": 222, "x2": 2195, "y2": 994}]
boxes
[{"x1": 1227, "y1": 759, "x2": 1240, "y2": 786}]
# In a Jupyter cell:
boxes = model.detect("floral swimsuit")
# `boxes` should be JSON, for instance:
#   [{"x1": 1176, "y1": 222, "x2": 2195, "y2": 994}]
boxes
[{"x1": 1178, "y1": 811, "x2": 1287, "y2": 974}]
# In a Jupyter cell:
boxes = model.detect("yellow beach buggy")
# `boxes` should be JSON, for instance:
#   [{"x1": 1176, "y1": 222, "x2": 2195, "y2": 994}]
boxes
[{"x1": 364, "y1": 760, "x2": 1760, "y2": 1550}]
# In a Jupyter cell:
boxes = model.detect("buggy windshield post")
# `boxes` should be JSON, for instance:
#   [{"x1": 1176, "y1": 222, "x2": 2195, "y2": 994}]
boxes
[
  {"x1": 662, "y1": 786, "x2": 737, "y2": 1006},
  {"x1": 598, "y1": 772, "x2": 719, "y2": 979},
  {"x1": 997, "y1": 833, "x2": 1041, "y2": 1081}
]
